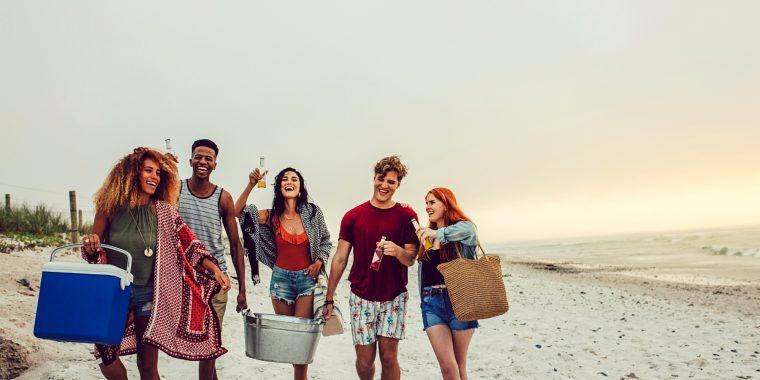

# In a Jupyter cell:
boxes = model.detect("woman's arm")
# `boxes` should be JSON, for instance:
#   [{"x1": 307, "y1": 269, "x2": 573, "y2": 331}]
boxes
[
  {"x1": 234, "y1": 168, "x2": 267, "y2": 217},
  {"x1": 435, "y1": 221, "x2": 477, "y2": 245},
  {"x1": 82, "y1": 211, "x2": 109, "y2": 258},
  {"x1": 201, "y1": 257, "x2": 232, "y2": 291},
  {"x1": 258, "y1": 209, "x2": 270, "y2": 225}
]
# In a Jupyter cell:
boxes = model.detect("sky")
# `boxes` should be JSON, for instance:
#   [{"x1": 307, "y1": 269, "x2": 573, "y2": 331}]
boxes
[{"x1": 1, "y1": 1, "x2": 759, "y2": 243}]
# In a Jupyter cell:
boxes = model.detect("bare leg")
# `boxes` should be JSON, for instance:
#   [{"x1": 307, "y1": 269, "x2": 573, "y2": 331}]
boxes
[
  {"x1": 378, "y1": 336, "x2": 400, "y2": 380},
  {"x1": 134, "y1": 315, "x2": 160, "y2": 380},
  {"x1": 292, "y1": 294, "x2": 314, "y2": 380},
  {"x1": 99, "y1": 312, "x2": 131, "y2": 380},
  {"x1": 99, "y1": 357, "x2": 128, "y2": 380},
  {"x1": 354, "y1": 343, "x2": 377, "y2": 380},
  {"x1": 425, "y1": 325, "x2": 461, "y2": 380},
  {"x1": 199, "y1": 360, "x2": 217, "y2": 380},
  {"x1": 452, "y1": 329, "x2": 475, "y2": 380},
  {"x1": 272, "y1": 297, "x2": 296, "y2": 316}
]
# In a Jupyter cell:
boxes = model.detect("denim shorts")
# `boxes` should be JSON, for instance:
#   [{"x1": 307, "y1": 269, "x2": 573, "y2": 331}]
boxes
[
  {"x1": 270, "y1": 265, "x2": 317, "y2": 305},
  {"x1": 421, "y1": 287, "x2": 479, "y2": 331},
  {"x1": 129, "y1": 284, "x2": 153, "y2": 317}
]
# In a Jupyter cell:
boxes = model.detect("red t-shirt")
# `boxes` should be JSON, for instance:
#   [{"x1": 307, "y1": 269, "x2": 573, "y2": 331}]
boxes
[{"x1": 339, "y1": 201, "x2": 419, "y2": 302}]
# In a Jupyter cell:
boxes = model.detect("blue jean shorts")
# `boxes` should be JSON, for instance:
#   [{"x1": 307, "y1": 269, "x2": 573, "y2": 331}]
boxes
[
  {"x1": 129, "y1": 284, "x2": 153, "y2": 317},
  {"x1": 421, "y1": 287, "x2": 479, "y2": 331},
  {"x1": 270, "y1": 266, "x2": 317, "y2": 305}
]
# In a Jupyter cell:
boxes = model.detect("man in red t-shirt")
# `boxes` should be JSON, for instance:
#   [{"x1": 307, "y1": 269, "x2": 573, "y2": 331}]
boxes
[{"x1": 323, "y1": 155, "x2": 419, "y2": 380}]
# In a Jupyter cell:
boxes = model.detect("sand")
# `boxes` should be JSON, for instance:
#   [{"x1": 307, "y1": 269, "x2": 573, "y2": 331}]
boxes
[{"x1": 2, "y1": 247, "x2": 759, "y2": 379}]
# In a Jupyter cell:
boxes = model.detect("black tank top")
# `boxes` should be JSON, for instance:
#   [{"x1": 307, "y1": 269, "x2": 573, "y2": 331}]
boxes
[{"x1": 421, "y1": 249, "x2": 446, "y2": 288}]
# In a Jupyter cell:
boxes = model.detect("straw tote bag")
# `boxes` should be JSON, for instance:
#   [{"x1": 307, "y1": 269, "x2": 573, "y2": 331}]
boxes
[{"x1": 436, "y1": 241, "x2": 508, "y2": 321}]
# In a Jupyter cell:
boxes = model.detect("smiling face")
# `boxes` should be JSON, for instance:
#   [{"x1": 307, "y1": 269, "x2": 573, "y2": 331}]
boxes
[
  {"x1": 425, "y1": 192, "x2": 446, "y2": 226},
  {"x1": 139, "y1": 158, "x2": 161, "y2": 196},
  {"x1": 189, "y1": 146, "x2": 217, "y2": 179},
  {"x1": 373, "y1": 171, "x2": 400, "y2": 204},
  {"x1": 279, "y1": 171, "x2": 301, "y2": 199}
]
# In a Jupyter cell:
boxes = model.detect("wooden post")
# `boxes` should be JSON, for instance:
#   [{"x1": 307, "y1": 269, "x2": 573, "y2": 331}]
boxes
[
  {"x1": 69, "y1": 191, "x2": 78, "y2": 243},
  {"x1": 78, "y1": 209, "x2": 83, "y2": 231},
  {"x1": 4, "y1": 194, "x2": 9, "y2": 212}
]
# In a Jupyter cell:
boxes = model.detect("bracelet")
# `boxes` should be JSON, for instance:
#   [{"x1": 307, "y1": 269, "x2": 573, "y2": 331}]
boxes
[{"x1": 324, "y1": 300, "x2": 334, "y2": 306}]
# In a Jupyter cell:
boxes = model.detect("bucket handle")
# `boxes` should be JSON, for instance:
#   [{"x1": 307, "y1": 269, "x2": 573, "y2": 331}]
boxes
[
  {"x1": 240, "y1": 309, "x2": 325, "y2": 325},
  {"x1": 50, "y1": 243, "x2": 133, "y2": 275}
]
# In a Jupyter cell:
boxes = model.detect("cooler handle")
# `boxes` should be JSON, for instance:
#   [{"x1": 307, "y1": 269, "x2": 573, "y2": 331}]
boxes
[{"x1": 50, "y1": 243, "x2": 134, "y2": 289}]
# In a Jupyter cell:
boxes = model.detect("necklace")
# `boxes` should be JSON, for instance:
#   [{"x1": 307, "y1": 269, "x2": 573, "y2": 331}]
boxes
[{"x1": 129, "y1": 203, "x2": 155, "y2": 257}]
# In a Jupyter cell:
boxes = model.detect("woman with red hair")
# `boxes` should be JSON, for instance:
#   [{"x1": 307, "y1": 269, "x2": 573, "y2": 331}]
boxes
[{"x1": 415, "y1": 187, "x2": 479, "y2": 380}]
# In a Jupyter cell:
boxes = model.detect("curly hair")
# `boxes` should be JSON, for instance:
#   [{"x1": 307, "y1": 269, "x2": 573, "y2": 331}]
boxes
[
  {"x1": 374, "y1": 155, "x2": 408, "y2": 181},
  {"x1": 94, "y1": 147, "x2": 180, "y2": 218}
]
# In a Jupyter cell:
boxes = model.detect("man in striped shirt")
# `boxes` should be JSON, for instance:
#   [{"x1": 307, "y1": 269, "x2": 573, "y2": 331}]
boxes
[{"x1": 179, "y1": 139, "x2": 246, "y2": 380}]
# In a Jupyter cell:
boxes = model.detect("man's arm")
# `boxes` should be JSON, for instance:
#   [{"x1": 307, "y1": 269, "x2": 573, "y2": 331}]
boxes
[
  {"x1": 381, "y1": 241, "x2": 418, "y2": 267},
  {"x1": 220, "y1": 190, "x2": 247, "y2": 311},
  {"x1": 323, "y1": 239, "x2": 352, "y2": 319}
]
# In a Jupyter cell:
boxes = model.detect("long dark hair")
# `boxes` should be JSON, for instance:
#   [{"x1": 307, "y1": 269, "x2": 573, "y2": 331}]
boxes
[{"x1": 268, "y1": 167, "x2": 313, "y2": 227}]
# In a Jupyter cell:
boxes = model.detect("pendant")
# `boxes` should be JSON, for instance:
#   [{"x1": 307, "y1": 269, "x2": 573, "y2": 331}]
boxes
[{"x1": 144, "y1": 248, "x2": 154, "y2": 257}]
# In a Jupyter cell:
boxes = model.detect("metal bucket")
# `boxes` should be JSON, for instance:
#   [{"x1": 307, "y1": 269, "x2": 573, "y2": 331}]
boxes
[{"x1": 243, "y1": 311, "x2": 323, "y2": 364}]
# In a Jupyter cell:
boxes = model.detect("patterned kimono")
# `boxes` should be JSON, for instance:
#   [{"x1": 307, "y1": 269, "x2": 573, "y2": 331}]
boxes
[{"x1": 82, "y1": 200, "x2": 227, "y2": 365}]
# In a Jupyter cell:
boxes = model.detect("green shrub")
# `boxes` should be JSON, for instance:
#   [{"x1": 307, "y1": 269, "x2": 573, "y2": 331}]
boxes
[{"x1": 0, "y1": 204, "x2": 70, "y2": 235}]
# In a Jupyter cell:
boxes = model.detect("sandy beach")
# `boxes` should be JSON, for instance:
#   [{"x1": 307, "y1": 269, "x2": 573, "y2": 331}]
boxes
[{"x1": 2, "y1": 243, "x2": 759, "y2": 379}]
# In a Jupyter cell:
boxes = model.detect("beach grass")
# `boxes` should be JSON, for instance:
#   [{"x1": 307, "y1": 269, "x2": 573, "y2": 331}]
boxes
[
  {"x1": 0, "y1": 204, "x2": 91, "y2": 252},
  {"x1": 0, "y1": 204, "x2": 69, "y2": 235}
]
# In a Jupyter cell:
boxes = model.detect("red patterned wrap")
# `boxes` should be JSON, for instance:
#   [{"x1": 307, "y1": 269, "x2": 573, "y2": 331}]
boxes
[{"x1": 81, "y1": 200, "x2": 227, "y2": 365}]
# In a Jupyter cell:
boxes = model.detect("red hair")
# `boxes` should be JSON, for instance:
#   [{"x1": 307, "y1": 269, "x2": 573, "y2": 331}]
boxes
[{"x1": 419, "y1": 187, "x2": 473, "y2": 262}]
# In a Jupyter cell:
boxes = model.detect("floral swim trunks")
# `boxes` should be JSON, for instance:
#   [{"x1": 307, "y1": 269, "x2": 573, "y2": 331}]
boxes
[{"x1": 349, "y1": 291, "x2": 408, "y2": 346}]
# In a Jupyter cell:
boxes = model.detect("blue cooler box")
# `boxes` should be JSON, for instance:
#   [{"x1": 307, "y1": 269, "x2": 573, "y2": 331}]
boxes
[{"x1": 34, "y1": 244, "x2": 134, "y2": 345}]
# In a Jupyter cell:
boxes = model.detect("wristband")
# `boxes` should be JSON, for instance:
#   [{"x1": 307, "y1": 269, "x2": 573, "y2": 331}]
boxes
[{"x1": 324, "y1": 300, "x2": 334, "y2": 306}]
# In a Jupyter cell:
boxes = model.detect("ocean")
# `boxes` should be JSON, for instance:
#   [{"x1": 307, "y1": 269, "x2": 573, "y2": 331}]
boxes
[{"x1": 486, "y1": 225, "x2": 760, "y2": 260}]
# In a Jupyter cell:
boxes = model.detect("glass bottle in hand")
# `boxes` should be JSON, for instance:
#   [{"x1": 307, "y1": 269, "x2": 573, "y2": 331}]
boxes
[
  {"x1": 412, "y1": 219, "x2": 434, "y2": 252},
  {"x1": 370, "y1": 236, "x2": 386, "y2": 271},
  {"x1": 257, "y1": 157, "x2": 267, "y2": 188}
]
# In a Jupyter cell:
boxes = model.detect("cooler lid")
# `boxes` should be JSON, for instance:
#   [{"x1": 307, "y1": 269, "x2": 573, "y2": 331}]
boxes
[{"x1": 42, "y1": 262, "x2": 133, "y2": 289}]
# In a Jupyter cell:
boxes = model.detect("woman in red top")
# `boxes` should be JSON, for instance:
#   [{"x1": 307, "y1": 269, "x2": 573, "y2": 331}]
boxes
[{"x1": 235, "y1": 167, "x2": 331, "y2": 380}]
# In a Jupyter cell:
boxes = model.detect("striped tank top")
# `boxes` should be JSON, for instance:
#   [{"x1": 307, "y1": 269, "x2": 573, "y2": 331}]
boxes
[{"x1": 178, "y1": 180, "x2": 227, "y2": 272}]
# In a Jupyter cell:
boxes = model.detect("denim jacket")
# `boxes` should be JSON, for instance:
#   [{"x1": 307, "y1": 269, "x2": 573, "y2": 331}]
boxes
[{"x1": 417, "y1": 221, "x2": 478, "y2": 298}]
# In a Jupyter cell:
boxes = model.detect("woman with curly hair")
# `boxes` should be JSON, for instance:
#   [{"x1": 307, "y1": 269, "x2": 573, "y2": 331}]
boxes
[{"x1": 81, "y1": 147, "x2": 230, "y2": 380}]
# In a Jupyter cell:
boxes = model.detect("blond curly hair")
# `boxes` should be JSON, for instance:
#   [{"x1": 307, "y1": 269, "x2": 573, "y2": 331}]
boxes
[
  {"x1": 374, "y1": 155, "x2": 408, "y2": 181},
  {"x1": 94, "y1": 147, "x2": 180, "y2": 218}
]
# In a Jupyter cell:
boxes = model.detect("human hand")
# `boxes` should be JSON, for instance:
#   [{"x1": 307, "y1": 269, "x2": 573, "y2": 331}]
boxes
[
  {"x1": 377, "y1": 240, "x2": 404, "y2": 257},
  {"x1": 215, "y1": 271, "x2": 231, "y2": 292},
  {"x1": 249, "y1": 168, "x2": 268, "y2": 186},
  {"x1": 82, "y1": 234, "x2": 101, "y2": 255},
  {"x1": 236, "y1": 291, "x2": 248, "y2": 312},
  {"x1": 322, "y1": 302, "x2": 334, "y2": 320},
  {"x1": 415, "y1": 227, "x2": 437, "y2": 243},
  {"x1": 304, "y1": 260, "x2": 322, "y2": 279}
]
